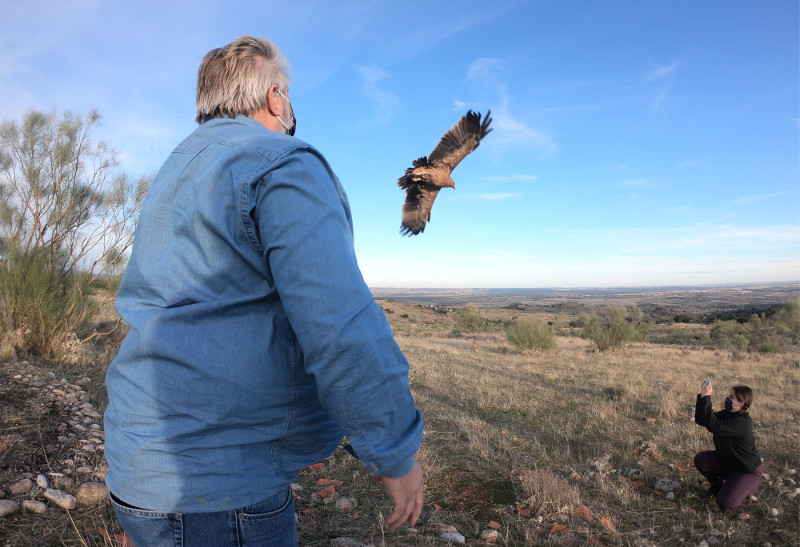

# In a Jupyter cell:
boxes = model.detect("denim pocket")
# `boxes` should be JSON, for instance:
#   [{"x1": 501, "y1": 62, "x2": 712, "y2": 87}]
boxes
[
  {"x1": 236, "y1": 488, "x2": 297, "y2": 546},
  {"x1": 110, "y1": 492, "x2": 183, "y2": 546}
]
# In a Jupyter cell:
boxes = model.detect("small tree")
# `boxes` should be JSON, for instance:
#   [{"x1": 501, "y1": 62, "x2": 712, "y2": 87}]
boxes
[
  {"x1": 0, "y1": 109, "x2": 150, "y2": 357},
  {"x1": 581, "y1": 305, "x2": 644, "y2": 352},
  {"x1": 506, "y1": 318, "x2": 556, "y2": 352},
  {"x1": 454, "y1": 304, "x2": 489, "y2": 333}
]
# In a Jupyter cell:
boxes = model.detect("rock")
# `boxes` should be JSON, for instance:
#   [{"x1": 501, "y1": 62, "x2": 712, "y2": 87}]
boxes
[
  {"x1": 440, "y1": 531, "x2": 466, "y2": 544},
  {"x1": 698, "y1": 541, "x2": 709, "y2": 547},
  {"x1": 76, "y1": 466, "x2": 93, "y2": 476},
  {"x1": 768, "y1": 507, "x2": 779, "y2": 517},
  {"x1": 706, "y1": 538, "x2": 719, "y2": 545},
  {"x1": 290, "y1": 483, "x2": 303, "y2": 491},
  {"x1": 0, "y1": 490, "x2": 4, "y2": 499},
  {"x1": 76, "y1": 482, "x2": 109, "y2": 506},
  {"x1": 0, "y1": 499, "x2": 20, "y2": 516},
  {"x1": 22, "y1": 500, "x2": 47, "y2": 514},
  {"x1": 666, "y1": 492, "x2": 675, "y2": 500},
  {"x1": 738, "y1": 513, "x2": 750, "y2": 520},
  {"x1": 44, "y1": 488, "x2": 78, "y2": 510},
  {"x1": 624, "y1": 468, "x2": 644, "y2": 480},
  {"x1": 654, "y1": 478, "x2": 682, "y2": 492},
  {"x1": 335, "y1": 497, "x2": 356, "y2": 510},
  {"x1": 749, "y1": 495, "x2": 757, "y2": 502},
  {"x1": 708, "y1": 528, "x2": 723, "y2": 537},
  {"x1": 481, "y1": 530, "x2": 499, "y2": 541},
  {"x1": 438, "y1": 524, "x2": 459, "y2": 534},
  {"x1": 9, "y1": 478, "x2": 34, "y2": 495},
  {"x1": 36, "y1": 474, "x2": 49, "y2": 489}
]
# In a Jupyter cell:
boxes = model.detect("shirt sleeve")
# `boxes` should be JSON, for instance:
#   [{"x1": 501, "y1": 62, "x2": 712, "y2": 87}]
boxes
[
  {"x1": 251, "y1": 145, "x2": 423, "y2": 478},
  {"x1": 694, "y1": 394, "x2": 749, "y2": 437}
]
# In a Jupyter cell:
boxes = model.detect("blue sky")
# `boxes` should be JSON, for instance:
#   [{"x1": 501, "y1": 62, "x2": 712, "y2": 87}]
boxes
[{"x1": 2, "y1": 0, "x2": 798, "y2": 288}]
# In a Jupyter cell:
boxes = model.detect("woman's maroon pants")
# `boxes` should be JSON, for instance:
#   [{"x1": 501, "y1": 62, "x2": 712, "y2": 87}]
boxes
[{"x1": 694, "y1": 450, "x2": 763, "y2": 511}]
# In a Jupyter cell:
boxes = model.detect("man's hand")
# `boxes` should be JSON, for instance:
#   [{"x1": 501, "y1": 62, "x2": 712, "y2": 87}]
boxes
[
  {"x1": 377, "y1": 461, "x2": 423, "y2": 530},
  {"x1": 700, "y1": 379, "x2": 713, "y2": 397}
]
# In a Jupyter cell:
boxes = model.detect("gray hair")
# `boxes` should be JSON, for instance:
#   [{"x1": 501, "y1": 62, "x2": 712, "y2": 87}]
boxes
[{"x1": 196, "y1": 36, "x2": 291, "y2": 124}]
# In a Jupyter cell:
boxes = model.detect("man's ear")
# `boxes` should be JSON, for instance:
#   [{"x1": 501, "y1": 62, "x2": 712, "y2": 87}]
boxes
[{"x1": 266, "y1": 86, "x2": 283, "y2": 117}]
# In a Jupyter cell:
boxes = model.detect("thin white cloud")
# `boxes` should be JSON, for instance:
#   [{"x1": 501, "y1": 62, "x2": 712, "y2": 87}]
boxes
[
  {"x1": 618, "y1": 177, "x2": 668, "y2": 189},
  {"x1": 481, "y1": 174, "x2": 538, "y2": 182},
  {"x1": 726, "y1": 189, "x2": 798, "y2": 207},
  {"x1": 640, "y1": 62, "x2": 680, "y2": 83},
  {"x1": 457, "y1": 193, "x2": 522, "y2": 200},
  {"x1": 357, "y1": 66, "x2": 399, "y2": 126},
  {"x1": 640, "y1": 62, "x2": 680, "y2": 111}
]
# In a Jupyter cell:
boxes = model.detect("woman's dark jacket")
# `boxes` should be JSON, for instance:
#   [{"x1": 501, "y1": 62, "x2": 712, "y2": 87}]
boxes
[{"x1": 695, "y1": 394, "x2": 762, "y2": 473}]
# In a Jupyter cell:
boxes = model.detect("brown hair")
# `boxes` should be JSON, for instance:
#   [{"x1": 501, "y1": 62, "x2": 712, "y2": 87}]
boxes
[
  {"x1": 732, "y1": 385, "x2": 753, "y2": 413},
  {"x1": 196, "y1": 36, "x2": 291, "y2": 124}
]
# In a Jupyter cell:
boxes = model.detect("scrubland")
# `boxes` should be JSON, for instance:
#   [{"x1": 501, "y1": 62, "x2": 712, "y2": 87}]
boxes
[{"x1": 1, "y1": 291, "x2": 798, "y2": 546}]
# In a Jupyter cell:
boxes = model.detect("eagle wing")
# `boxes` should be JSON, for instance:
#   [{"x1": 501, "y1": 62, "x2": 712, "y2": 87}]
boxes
[
  {"x1": 400, "y1": 181, "x2": 441, "y2": 236},
  {"x1": 427, "y1": 109, "x2": 492, "y2": 173}
]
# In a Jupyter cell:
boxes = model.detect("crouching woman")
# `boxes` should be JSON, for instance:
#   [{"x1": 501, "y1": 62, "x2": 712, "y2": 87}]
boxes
[{"x1": 693, "y1": 381, "x2": 763, "y2": 511}]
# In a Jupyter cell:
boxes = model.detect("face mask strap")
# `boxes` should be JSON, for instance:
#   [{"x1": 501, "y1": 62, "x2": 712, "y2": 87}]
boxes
[{"x1": 275, "y1": 89, "x2": 296, "y2": 136}]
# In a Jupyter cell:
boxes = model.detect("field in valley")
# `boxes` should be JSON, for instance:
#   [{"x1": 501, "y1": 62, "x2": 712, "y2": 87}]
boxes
[{"x1": 1, "y1": 284, "x2": 798, "y2": 545}]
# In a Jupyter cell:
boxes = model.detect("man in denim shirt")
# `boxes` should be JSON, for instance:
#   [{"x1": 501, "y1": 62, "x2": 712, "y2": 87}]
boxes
[{"x1": 104, "y1": 36, "x2": 424, "y2": 546}]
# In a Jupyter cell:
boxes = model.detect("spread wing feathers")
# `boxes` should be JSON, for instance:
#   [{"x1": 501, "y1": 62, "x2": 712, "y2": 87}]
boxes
[
  {"x1": 397, "y1": 110, "x2": 492, "y2": 236},
  {"x1": 427, "y1": 109, "x2": 493, "y2": 172},
  {"x1": 400, "y1": 182, "x2": 440, "y2": 236}
]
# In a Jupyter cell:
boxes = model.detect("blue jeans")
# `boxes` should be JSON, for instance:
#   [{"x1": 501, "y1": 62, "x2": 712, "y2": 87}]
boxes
[{"x1": 110, "y1": 487, "x2": 297, "y2": 546}]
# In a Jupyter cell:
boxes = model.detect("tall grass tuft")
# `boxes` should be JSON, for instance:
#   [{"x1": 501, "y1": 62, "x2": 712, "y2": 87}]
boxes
[
  {"x1": 0, "y1": 243, "x2": 97, "y2": 357},
  {"x1": 506, "y1": 318, "x2": 557, "y2": 352}
]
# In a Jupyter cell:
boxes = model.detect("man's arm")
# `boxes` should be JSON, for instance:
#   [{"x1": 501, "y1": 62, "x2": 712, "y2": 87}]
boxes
[{"x1": 250, "y1": 144, "x2": 424, "y2": 480}]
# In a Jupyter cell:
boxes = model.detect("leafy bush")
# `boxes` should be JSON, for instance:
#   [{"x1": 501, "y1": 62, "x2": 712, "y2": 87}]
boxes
[
  {"x1": 454, "y1": 305, "x2": 488, "y2": 333},
  {"x1": 581, "y1": 305, "x2": 644, "y2": 352},
  {"x1": 772, "y1": 299, "x2": 800, "y2": 344},
  {"x1": 0, "y1": 109, "x2": 149, "y2": 357},
  {"x1": 709, "y1": 319, "x2": 750, "y2": 351},
  {"x1": 506, "y1": 318, "x2": 556, "y2": 352}
]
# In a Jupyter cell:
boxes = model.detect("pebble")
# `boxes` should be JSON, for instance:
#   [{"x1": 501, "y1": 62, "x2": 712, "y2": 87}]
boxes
[
  {"x1": 666, "y1": 492, "x2": 675, "y2": 500},
  {"x1": 738, "y1": 513, "x2": 750, "y2": 520},
  {"x1": 437, "y1": 524, "x2": 459, "y2": 534},
  {"x1": 76, "y1": 482, "x2": 109, "y2": 506},
  {"x1": 335, "y1": 497, "x2": 356, "y2": 510},
  {"x1": 708, "y1": 528, "x2": 723, "y2": 537},
  {"x1": 481, "y1": 530, "x2": 499, "y2": 541},
  {"x1": 9, "y1": 479, "x2": 34, "y2": 495},
  {"x1": 706, "y1": 538, "x2": 719, "y2": 546},
  {"x1": 44, "y1": 488, "x2": 78, "y2": 510},
  {"x1": 36, "y1": 474, "x2": 49, "y2": 489},
  {"x1": 22, "y1": 500, "x2": 47, "y2": 514},
  {"x1": 768, "y1": 507, "x2": 779, "y2": 517},
  {"x1": 0, "y1": 499, "x2": 21, "y2": 517},
  {"x1": 440, "y1": 531, "x2": 466, "y2": 544},
  {"x1": 654, "y1": 478, "x2": 682, "y2": 492}
]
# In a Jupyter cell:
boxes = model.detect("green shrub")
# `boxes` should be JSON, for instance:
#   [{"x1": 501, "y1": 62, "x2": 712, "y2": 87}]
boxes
[
  {"x1": 772, "y1": 299, "x2": 799, "y2": 344},
  {"x1": 506, "y1": 318, "x2": 556, "y2": 352},
  {"x1": 581, "y1": 305, "x2": 644, "y2": 352},
  {"x1": 710, "y1": 319, "x2": 749, "y2": 350},
  {"x1": 454, "y1": 305, "x2": 489, "y2": 333}
]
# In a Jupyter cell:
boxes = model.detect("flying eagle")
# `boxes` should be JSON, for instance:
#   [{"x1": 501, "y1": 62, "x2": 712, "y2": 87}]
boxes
[{"x1": 398, "y1": 109, "x2": 492, "y2": 236}]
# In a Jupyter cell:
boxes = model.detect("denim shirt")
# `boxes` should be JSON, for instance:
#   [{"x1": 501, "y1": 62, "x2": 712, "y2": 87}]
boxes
[{"x1": 104, "y1": 115, "x2": 423, "y2": 513}]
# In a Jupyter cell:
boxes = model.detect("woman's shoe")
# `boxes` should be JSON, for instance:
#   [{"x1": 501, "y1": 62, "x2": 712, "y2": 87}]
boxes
[{"x1": 699, "y1": 483, "x2": 722, "y2": 498}]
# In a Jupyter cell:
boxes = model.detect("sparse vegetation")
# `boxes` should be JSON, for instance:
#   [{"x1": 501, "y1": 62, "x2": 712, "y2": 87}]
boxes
[
  {"x1": 0, "y1": 109, "x2": 149, "y2": 360},
  {"x1": 454, "y1": 304, "x2": 489, "y2": 333},
  {"x1": 505, "y1": 318, "x2": 556, "y2": 352},
  {"x1": 580, "y1": 304, "x2": 644, "y2": 352},
  {"x1": 1, "y1": 287, "x2": 798, "y2": 545}
]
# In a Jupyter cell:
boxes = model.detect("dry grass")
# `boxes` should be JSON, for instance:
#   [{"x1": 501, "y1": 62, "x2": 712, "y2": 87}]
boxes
[{"x1": 1, "y1": 294, "x2": 798, "y2": 545}]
